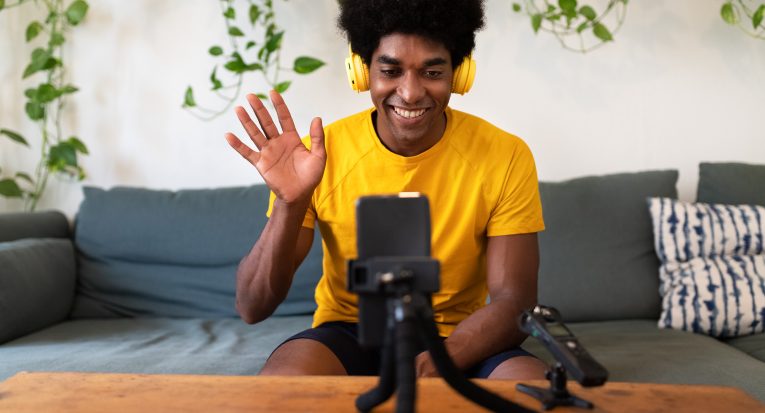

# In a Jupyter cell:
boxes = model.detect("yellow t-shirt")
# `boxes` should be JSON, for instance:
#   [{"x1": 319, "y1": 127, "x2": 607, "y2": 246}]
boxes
[{"x1": 269, "y1": 107, "x2": 544, "y2": 336}]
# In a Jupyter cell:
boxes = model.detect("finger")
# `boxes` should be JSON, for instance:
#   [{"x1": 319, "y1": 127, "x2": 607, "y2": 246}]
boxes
[
  {"x1": 235, "y1": 106, "x2": 268, "y2": 150},
  {"x1": 246, "y1": 93, "x2": 280, "y2": 139},
  {"x1": 308, "y1": 117, "x2": 326, "y2": 158},
  {"x1": 225, "y1": 132, "x2": 260, "y2": 165},
  {"x1": 270, "y1": 90, "x2": 297, "y2": 134}
]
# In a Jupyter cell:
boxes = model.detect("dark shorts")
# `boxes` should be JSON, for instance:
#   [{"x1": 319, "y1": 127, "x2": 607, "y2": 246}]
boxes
[{"x1": 271, "y1": 321, "x2": 536, "y2": 378}]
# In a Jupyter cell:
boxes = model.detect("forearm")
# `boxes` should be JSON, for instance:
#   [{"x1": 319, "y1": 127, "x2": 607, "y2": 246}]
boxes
[
  {"x1": 236, "y1": 197, "x2": 310, "y2": 324},
  {"x1": 442, "y1": 295, "x2": 535, "y2": 371}
]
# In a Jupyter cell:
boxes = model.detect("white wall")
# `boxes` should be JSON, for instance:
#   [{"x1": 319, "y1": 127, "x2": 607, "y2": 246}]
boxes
[{"x1": 1, "y1": 0, "x2": 763, "y2": 216}]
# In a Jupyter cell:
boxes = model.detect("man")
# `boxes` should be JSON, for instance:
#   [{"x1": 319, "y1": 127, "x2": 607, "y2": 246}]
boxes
[{"x1": 224, "y1": 0, "x2": 546, "y2": 379}]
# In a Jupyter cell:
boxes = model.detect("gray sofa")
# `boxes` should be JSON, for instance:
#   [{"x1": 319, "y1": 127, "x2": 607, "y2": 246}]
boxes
[{"x1": 1, "y1": 163, "x2": 763, "y2": 402}]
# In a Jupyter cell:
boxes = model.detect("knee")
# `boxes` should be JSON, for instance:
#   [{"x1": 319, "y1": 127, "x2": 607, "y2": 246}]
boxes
[{"x1": 488, "y1": 356, "x2": 547, "y2": 380}]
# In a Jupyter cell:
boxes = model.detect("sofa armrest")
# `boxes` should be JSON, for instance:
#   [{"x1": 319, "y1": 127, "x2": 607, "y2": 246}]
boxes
[
  {"x1": 0, "y1": 238, "x2": 76, "y2": 344},
  {"x1": 0, "y1": 211, "x2": 70, "y2": 243}
]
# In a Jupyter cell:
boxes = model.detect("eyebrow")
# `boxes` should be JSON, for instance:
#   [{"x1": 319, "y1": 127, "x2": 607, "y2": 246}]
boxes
[{"x1": 376, "y1": 55, "x2": 448, "y2": 67}]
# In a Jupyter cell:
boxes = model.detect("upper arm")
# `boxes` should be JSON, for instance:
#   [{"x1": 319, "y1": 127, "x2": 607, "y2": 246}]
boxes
[
  {"x1": 486, "y1": 233, "x2": 540, "y2": 306},
  {"x1": 293, "y1": 226, "x2": 316, "y2": 271}
]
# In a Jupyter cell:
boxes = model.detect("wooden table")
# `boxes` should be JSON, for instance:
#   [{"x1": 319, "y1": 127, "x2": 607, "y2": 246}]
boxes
[{"x1": 0, "y1": 372, "x2": 762, "y2": 412}]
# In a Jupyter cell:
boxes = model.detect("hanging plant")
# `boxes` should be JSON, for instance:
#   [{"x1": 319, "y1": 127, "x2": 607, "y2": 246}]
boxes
[
  {"x1": 721, "y1": 1, "x2": 765, "y2": 39},
  {"x1": 0, "y1": 0, "x2": 90, "y2": 211},
  {"x1": 183, "y1": 0, "x2": 325, "y2": 121},
  {"x1": 512, "y1": 0, "x2": 629, "y2": 53}
]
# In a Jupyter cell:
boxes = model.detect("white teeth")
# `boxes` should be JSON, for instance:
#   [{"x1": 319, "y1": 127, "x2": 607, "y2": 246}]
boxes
[{"x1": 393, "y1": 107, "x2": 426, "y2": 119}]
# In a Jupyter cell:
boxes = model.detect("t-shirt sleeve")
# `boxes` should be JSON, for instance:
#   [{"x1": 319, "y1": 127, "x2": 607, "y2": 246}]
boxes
[
  {"x1": 266, "y1": 190, "x2": 316, "y2": 229},
  {"x1": 487, "y1": 139, "x2": 545, "y2": 236}
]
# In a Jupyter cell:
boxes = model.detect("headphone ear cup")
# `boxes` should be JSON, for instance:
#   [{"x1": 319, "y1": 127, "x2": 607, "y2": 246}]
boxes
[
  {"x1": 345, "y1": 52, "x2": 370, "y2": 93},
  {"x1": 451, "y1": 56, "x2": 476, "y2": 95}
]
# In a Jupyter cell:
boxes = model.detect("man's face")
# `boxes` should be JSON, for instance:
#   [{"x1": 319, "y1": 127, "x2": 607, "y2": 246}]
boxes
[{"x1": 369, "y1": 33, "x2": 453, "y2": 156}]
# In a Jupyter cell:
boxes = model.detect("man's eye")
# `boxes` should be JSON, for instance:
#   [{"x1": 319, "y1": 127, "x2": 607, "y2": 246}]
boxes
[
  {"x1": 381, "y1": 68, "x2": 400, "y2": 77},
  {"x1": 424, "y1": 71, "x2": 443, "y2": 79}
]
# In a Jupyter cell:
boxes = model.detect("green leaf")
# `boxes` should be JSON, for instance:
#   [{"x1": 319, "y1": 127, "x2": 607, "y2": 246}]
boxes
[
  {"x1": 0, "y1": 0, "x2": 5, "y2": 10},
  {"x1": 249, "y1": 4, "x2": 261, "y2": 24},
  {"x1": 592, "y1": 22, "x2": 613, "y2": 41},
  {"x1": 228, "y1": 26, "x2": 245, "y2": 37},
  {"x1": 293, "y1": 56, "x2": 325, "y2": 74},
  {"x1": 245, "y1": 41, "x2": 256, "y2": 50},
  {"x1": 576, "y1": 21, "x2": 588, "y2": 33},
  {"x1": 23, "y1": 48, "x2": 51, "y2": 78},
  {"x1": 0, "y1": 179, "x2": 24, "y2": 198},
  {"x1": 223, "y1": 7, "x2": 235, "y2": 19},
  {"x1": 36, "y1": 83, "x2": 59, "y2": 103},
  {"x1": 48, "y1": 142, "x2": 78, "y2": 169},
  {"x1": 512, "y1": 3, "x2": 521, "y2": 12},
  {"x1": 244, "y1": 63, "x2": 263, "y2": 71},
  {"x1": 208, "y1": 46, "x2": 224, "y2": 56},
  {"x1": 59, "y1": 84, "x2": 78, "y2": 95},
  {"x1": 558, "y1": 0, "x2": 577, "y2": 13},
  {"x1": 721, "y1": 3, "x2": 737, "y2": 25},
  {"x1": 1, "y1": 129, "x2": 28, "y2": 146},
  {"x1": 210, "y1": 67, "x2": 223, "y2": 90},
  {"x1": 183, "y1": 86, "x2": 196, "y2": 108},
  {"x1": 753, "y1": 4, "x2": 764, "y2": 29},
  {"x1": 50, "y1": 32, "x2": 65, "y2": 47},
  {"x1": 26, "y1": 21, "x2": 43, "y2": 42},
  {"x1": 255, "y1": 93, "x2": 268, "y2": 100},
  {"x1": 65, "y1": 0, "x2": 89, "y2": 26},
  {"x1": 579, "y1": 5, "x2": 597, "y2": 21},
  {"x1": 265, "y1": 31, "x2": 284, "y2": 52},
  {"x1": 531, "y1": 14, "x2": 543, "y2": 33},
  {"x1": 67, "y1": 136, "x2": 89, "y2": 154},
  {"x1": 24, "y1": 88, "x2": 37, "y2": 99},
  {"x1": 15, "y1": 172, "x2": 34, "y2": 185},
  {"x1": 274, "y1": 81, "x2": 291, "y2": 94},
  {"x1": 25, "y1": 102, "x2": 45, "y2": 120}
]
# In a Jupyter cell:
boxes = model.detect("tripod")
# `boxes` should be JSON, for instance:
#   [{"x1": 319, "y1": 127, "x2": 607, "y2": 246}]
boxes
[{"x1": 354, "y1": 269, "x2": 535, "y2": 413}]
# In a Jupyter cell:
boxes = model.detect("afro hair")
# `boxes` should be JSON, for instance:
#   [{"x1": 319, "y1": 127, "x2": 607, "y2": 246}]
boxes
[{"x1": 337, "y1": 0, "x2": 485, "y2": 69}]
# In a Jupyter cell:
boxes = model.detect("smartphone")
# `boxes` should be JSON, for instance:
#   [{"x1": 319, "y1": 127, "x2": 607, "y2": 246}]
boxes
[{"x1": 351, "y1": 193, "x2": 432, "y2": 347}]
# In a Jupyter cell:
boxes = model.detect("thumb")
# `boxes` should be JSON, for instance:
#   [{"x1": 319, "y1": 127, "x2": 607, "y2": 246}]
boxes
[{"x1": 309, "y1": 117, "x2": 326, "y2": 158}]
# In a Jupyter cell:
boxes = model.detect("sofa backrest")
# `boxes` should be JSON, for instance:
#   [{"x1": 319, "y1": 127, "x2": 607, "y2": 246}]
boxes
[
  {"x1": 71, "y1": 185, "x2": 322, "y2": 318},
  {"x1": 537, "y1": 170, "x2": 679, "y2": 322},
  {"x1": 0, "y1": 211, "x2": 69, "y2": 242}
]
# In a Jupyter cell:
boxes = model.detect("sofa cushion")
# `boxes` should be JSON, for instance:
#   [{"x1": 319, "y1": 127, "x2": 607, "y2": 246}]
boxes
[
  {"x1": 537, "y1": 170, "x2": 679, "y2": 322},
  {"x1": 697, "y1": 162, "x2": 765, "y2": 206},
  {"x1": 72, "y1": 185, "x2": 323, "y2": 318},
  {"x1": 0, "y1": 316, "x2": 312, "y2": 381},
  {"x1": 648, "y1": 197, "x2": 765, "y2": 338},
  {"x1": 725, "y1": 333, "x2": 765, "y2": 362},
  {"x1": 0, "y1": 238, "x2": 76, "y2": 344},
  {"x1": 521, "y1": 320, "x2": 765, "y2": 402}
]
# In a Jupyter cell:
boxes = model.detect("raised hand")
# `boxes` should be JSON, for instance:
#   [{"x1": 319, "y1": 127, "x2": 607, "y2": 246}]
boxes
[{"x1": 225, "y1": 90, "x2": 326, "y2": 204}]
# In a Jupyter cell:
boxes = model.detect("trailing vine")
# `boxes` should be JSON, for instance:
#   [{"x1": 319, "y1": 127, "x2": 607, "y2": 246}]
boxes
[
  {"x1": 182, "y1": 0, "x2": 325, "y2": 121},
  {"x1": 512, "y1": 0, "x2": 629, "y2": 53},
  {"x1": 0, "y1": 0, "x2": 90, "y2": 211},
  {"x1": 721, "y1": 1, "x2": 765, "y2": 39}
]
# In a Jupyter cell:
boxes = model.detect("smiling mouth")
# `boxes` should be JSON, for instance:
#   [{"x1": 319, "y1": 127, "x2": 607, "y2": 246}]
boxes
[{"x1": 392, "y1": 106, "x2": 427, "y2": 119}]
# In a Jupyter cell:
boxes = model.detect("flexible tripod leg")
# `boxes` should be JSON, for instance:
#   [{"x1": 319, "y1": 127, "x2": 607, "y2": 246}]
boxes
[
  {"x1": 355, "y1": 316, "x2": 398, "y2": 413},
  {"x1": 394, "y1": 306, "x2": 418, "y2": 413},
  {"x1": 415, "y1": 303, "x2": 535, "y2": 413}
]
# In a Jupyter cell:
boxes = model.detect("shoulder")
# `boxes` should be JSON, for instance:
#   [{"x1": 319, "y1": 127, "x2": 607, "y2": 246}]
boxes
[{"x1": 446, "y1": 108, "x2": 534, "y2": 167}]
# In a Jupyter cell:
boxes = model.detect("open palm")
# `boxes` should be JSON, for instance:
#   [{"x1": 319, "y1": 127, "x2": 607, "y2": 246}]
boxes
[{"x1": 225, "y1": 91, "x2": 326, "y2": 204}]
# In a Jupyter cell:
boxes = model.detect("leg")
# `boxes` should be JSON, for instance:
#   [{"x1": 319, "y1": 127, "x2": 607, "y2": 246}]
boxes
[
  {"x1": 488, "y1": 355, "x2": 547, "y2": 380},
  {"x1": 259, "y1": 338, "x2": 347, "y2": 375}
]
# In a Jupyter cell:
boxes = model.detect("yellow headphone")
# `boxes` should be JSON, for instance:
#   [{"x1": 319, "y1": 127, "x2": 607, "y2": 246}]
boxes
[{"x1": 345, "y1": 46, "x2": 476, "y2": 95}]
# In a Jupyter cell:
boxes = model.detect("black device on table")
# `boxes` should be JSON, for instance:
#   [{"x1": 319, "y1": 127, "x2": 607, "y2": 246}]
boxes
[
  {"x1": 517, "y1": 305, "x2": 609, "y2": 410},
  {"x1": 347, "y1": 194, "x2": 534, "y2": 413}
]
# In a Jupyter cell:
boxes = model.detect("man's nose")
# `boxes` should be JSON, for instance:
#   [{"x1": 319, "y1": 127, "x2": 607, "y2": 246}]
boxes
[{"x1": 397, "y1": 71, "x2": 426, "y2": 104}]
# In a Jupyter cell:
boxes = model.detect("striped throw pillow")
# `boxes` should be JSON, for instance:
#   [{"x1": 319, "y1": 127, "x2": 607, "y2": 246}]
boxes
[{"x1": 648, "y1": 197, "x2": 765, "y2": 338}]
